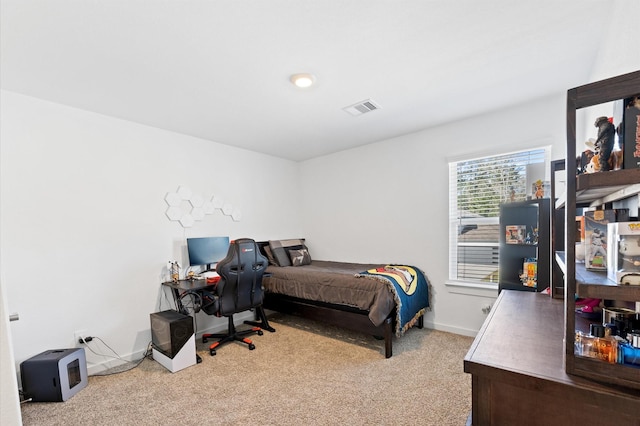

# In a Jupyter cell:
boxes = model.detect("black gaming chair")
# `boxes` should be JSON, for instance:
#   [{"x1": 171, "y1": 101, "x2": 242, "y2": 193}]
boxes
[{"x1": 200, "y1": 238, "x2": 270, "y2": 356}]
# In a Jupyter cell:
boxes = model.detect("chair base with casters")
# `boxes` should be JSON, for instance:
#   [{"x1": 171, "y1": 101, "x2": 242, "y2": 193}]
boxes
[
  {"x1": 202, "y1": 316, "x2": 263, "y2": 356},
  {"x1": 244, "y1": 306, "x2": 276, "y2": 333}
]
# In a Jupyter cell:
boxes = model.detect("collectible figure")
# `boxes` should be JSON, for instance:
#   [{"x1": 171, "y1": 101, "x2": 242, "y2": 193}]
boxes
[
  {"x1": 534, "y1": 180, "x2": 544, "y2": 199},
  {"x1": 619, "y1": 235, "x2": 640, "y2": 265},
  {"x1": 588, "y1": 228, "x2": 607, "y2": 268},
  {"x1": 607, "y1": 221, "x2": 640, "y2": 284},
  {"x1": 594, "y1": 116, "x2": 616, "y2": 172}
]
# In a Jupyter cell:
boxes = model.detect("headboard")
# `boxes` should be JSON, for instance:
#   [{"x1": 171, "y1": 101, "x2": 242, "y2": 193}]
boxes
[
  {"x1": 256, "y1": 241, "x2": 270, "y2": 258},
  {"x1": 255, "y1": 239, "x2": 308, "y2": 267}
]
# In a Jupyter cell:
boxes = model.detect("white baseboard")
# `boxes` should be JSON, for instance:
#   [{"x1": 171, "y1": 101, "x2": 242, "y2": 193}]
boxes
[
  {"x1": 423, "y1": 321, "x2": 479, "y2": 338},
  {"x1": 84, "y1": 311, "x2": 258, "y2": 375},
  {"x1": 83, "y1": 314, "x2": 477, "y2": 375}
]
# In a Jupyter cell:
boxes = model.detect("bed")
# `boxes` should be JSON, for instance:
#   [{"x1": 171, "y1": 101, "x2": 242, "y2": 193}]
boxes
[{"x1": 256, "y1": 239, "x2": 430, "y2": 358}]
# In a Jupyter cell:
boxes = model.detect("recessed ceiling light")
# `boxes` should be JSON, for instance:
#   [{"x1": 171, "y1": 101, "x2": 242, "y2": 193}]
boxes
[{"x1": 290, "y1": 73, "x2": 316, "y2": 88}]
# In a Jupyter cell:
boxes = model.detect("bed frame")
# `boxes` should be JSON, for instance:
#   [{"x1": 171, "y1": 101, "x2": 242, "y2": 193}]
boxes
[
  {"x1": 254, "y1": 241, "x2": 424, "y2": 358},
  {"x1": 262, "y1": 293, "x2": 406, "y2": 358}
]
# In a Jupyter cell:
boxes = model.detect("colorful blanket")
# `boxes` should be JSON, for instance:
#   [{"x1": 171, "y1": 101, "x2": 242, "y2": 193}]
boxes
[{"x1": 356, "y1": 265, "x2": 430, "y2": 336}]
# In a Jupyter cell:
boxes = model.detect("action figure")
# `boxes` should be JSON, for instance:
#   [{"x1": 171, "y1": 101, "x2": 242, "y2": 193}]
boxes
[
  {"x1": 588, "y1": 228, "x2": 607, "y2": 268},
  {"x1": 593, "y1": 116, "x2": 615, "y2": 172}
]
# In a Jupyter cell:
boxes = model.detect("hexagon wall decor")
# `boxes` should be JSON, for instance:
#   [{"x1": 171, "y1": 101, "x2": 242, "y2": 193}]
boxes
[{"x1": 164, "y1": 186, "x2": 241, "y2": 227}]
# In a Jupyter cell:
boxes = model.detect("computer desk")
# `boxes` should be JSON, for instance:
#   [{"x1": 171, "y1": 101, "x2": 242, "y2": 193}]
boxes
[
  {"x1": 161, "y1": 277, "x2": 276, "y2": 333},
  {"x1": 161, "y1": 278, "x2": 216, "y2": 315}
]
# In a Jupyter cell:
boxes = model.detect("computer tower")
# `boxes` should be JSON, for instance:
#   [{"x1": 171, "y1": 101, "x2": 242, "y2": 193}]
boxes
[
  {"x1": 150, "y1": 310, "x2": 195, "y2": 372},
  {"x1": 20, "y1": 348, "x2": 88, "y2": 402}
]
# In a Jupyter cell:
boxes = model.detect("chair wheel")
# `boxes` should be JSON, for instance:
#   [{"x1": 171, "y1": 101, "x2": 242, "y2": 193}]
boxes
[
  {"x1": 248, "y1": 343, "x2": 255, "y2": 350},
  {"x1": 210, "y1": 349, "x2": 216, "y2": 356},
  {"x1": 257, "y1": 330, "x2": 263, "y2": 336}
]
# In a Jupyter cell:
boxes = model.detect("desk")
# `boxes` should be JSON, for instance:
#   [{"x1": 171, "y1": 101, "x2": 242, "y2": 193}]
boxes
[
  {"x1": 161, "y1": 279, "x2": 276, "y2": 333},
  {"x1": 464, "y1": 290, "x2": 640, "y2": 425},
  {"x1": 161, "y1": 279, "x2": 216, "y2": 314}
]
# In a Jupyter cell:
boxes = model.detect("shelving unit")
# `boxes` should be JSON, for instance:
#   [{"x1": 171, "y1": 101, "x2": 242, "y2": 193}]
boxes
[
  {"x1": 561, "y1": 70, "x2": 640, "y2": 390},
  {"x1": 499, "y1": 199, "x2": 550, "y2": 293},
  {"x1": 550, "y1": 159, "x2": 566, "y2": 299}
]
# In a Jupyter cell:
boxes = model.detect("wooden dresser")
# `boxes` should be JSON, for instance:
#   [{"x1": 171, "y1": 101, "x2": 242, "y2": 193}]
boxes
[{"x1": 464, "y1": 290, "x2": 640, "y2": 425}]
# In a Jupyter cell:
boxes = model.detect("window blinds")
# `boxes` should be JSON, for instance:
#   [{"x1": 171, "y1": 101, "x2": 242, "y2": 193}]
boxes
[{"x1": 448, "y1": 148, "x2": 547, "y2": 285}]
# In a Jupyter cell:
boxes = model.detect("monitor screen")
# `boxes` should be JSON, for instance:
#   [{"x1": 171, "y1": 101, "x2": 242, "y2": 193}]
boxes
[{"x1": 186, "y1": 236, "x2": 230, "y2": 271}]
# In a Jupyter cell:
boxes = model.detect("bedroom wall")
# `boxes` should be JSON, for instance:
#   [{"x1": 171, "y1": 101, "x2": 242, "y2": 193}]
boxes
[
  {"x1": 0, "y1": 90, "x2": 302, "y2": 373},
  {"x1": 298, "y1": 0, "x2": 640, "y2": 336},
  {"x1": 299, "y1": 93, "x2": 567, "y2": 336}
]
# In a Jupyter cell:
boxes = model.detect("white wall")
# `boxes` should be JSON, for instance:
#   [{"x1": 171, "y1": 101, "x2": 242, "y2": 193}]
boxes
[
  {"x1": 576, "y1": 0, "x2": 640, "y2": 151},
  {"x1": 300, "y1": 93, "x2": 568, "y2": 335},
  {"x1": 589, "y1": 0, "x2": 640, "y2": 82},
  {"x1": 0, "y1": 91, "x2": 302, "y2": 374},
  {"x1": 298, "y1": 0, "x2": 640, "y2": 336}
]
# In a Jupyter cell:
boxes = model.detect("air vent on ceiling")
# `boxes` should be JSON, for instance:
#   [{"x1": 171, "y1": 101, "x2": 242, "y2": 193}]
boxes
[{"x1": 343, "y1": 99, "x2": 381, "y2": 116}]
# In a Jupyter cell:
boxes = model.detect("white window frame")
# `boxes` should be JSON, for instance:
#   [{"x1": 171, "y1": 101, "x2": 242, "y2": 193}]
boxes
[{"x1": 446, "y1": 146, "x2": 551, "y2": 293}]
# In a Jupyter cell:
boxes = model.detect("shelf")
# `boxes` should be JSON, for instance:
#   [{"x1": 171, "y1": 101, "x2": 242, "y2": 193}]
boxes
[
  {"x1": 555, "y1": 169, "x2": 640, "y2": 209},
  {"x1": 575, "y1": 262, "x2": 640, "y2": 302},
  {"x1": 562, "y1": 70, "x2": 640, "y2": 391},
  {"x1": 499, "y1": 199, "x2": 550, "y2": 294},
  {"x1": 554, "y1": 252, "x2": 640, "y2": 301},
  {"x1": 571, "y1": 355, "x2": 640, "y2": 390},
  {"x1": 576, "y1": 169, "x2": 640, "y2": 206}
]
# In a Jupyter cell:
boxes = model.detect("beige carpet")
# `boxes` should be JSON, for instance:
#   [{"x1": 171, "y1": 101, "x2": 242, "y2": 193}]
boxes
[{"x1": 20, "y1": 313, "x2": 474, "y2": 426}]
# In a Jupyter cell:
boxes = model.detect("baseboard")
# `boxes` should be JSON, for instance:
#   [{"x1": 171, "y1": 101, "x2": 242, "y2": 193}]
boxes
[
  {"x1": 423, "y1": 321, "x2": 479, "y2": 338},
  {"x1": 84, "y1": 311, "x2": 258, "y2": 375},
  {"x1": 82, "y1": 314, "x2": 476, "y2": 375}
]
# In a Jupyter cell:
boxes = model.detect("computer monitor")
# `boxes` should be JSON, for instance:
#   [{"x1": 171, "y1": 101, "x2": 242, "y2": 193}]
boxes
[{"x1": 186, "y1": 236, "x2": 230, "y2": 272}]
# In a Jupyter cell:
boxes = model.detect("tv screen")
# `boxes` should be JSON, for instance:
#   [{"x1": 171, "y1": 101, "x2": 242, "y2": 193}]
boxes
[{"x1": 186, "y1": 236, "x2": 230, "y2": 271}]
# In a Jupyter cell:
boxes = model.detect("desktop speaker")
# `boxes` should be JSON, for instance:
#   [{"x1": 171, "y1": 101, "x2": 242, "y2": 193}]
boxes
[
  {"x1": 20, "y1": 348, "x2": 88, "y2": 402},
  {"x1": 150, "y1": 310, "x2": 194, "y2": 359}
]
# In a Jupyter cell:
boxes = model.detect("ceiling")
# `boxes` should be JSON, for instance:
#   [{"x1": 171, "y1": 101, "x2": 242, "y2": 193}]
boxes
[{"x1": 0, "y1": 1, "x2": 612, "y2": 161}]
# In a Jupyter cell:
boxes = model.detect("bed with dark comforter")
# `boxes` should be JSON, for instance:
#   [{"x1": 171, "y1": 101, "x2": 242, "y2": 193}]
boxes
[{"x1": 257, "y1": 240, "x2": 430, "y2": 358}]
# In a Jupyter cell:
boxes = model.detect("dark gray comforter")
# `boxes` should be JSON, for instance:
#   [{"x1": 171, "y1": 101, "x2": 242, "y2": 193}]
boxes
[{"x1": 263, "y1": 260, "x2": 396, "y2": 327}]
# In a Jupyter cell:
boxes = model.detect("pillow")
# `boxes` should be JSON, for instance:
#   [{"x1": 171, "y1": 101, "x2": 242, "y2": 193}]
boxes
[
  {"x1": 289, "y1": 248, "x2": 312, "y2": 266},
  {"x1": 269, "y1": 238, "x2": 308, "y2": 267},
  {"x1": 262, "y1": 245, "x2": 278, "y2": 266}
]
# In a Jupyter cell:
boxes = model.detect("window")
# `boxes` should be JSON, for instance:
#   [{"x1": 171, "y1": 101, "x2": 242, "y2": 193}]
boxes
[{"x1": 448, "y1": 147, "x2": 549, "y2": 287}]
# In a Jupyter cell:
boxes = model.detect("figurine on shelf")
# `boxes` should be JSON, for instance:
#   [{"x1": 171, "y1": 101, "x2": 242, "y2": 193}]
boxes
[
  {"x1": 618, "y1": 235, "x2": 640, "y2": 275},
  {"x1": 534, "y1": 180, "x2": 544, "y2": 199},
  {"x1": 588, "y1": 228, "x2": 607, "y2": 268},
  {"x1": 524, "y1": 232, "x2": 533, "y2": 245},
  {"x1": 581, "y1": 135, "x2": 623, "y2": 174},
  {"x1": 594, "y1": 116, "x2": 616, "y2": 172}
]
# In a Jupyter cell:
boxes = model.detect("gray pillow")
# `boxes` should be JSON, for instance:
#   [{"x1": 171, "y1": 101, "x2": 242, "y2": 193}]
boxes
[
  {"x1": 289, "y1": 248, "x2": 312, "y2": 266},
  {"x1": 263, "y1": 245, "x2": 278, "y2": 266},
  {"x1": 269, "y1": 238, "x2": 307, "y2": 267}
]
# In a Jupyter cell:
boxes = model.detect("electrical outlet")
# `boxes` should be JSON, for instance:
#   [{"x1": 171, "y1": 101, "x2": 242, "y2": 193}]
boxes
[{"x1": 74, "y1": 329, "x2": 87, "y2": 344}]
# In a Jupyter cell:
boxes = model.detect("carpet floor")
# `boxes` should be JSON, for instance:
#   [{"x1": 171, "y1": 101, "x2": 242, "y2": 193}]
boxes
[{"x1": 20, "y1": 313, "x2": 474, "y2": 426}]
